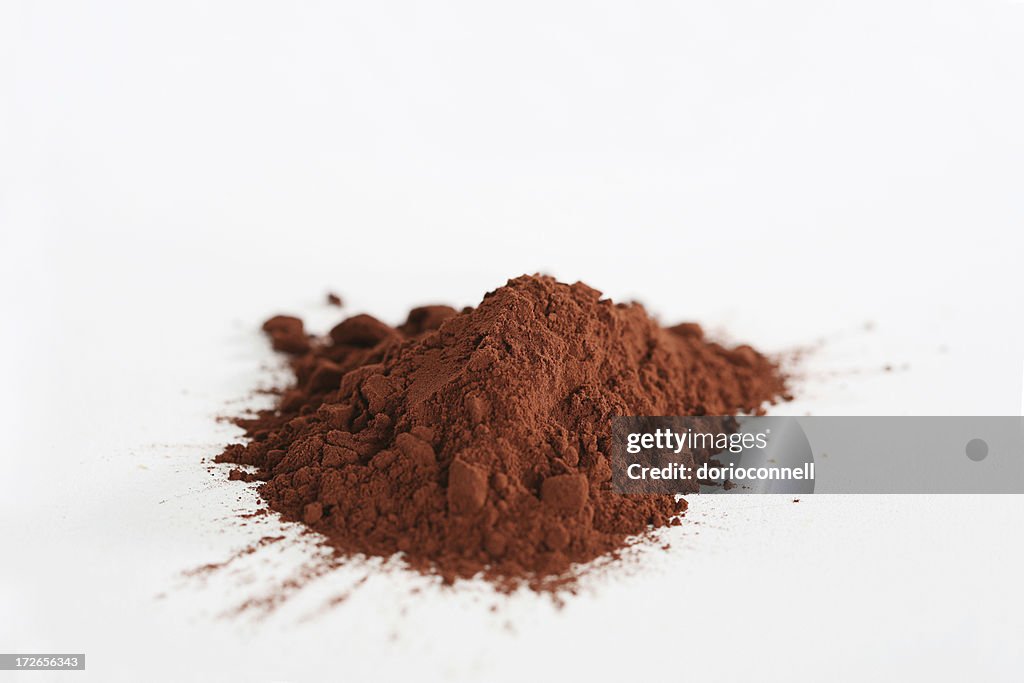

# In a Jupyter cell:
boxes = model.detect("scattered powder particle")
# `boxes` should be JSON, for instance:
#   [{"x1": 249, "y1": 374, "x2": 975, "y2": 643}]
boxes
[
  {"x1": 218, "y1": 275, "x2": 788, "y2": 591},
  {"x1": 327, "y1": 292, "x2": 343, "y2": 307}
]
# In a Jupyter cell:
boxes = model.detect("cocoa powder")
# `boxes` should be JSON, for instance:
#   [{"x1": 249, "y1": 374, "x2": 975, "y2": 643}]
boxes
[{"x1": 219, "y1": 275, "x2": 788, "y2": 590}]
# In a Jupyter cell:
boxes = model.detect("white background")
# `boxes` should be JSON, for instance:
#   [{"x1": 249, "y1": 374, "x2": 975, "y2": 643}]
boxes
[{"x1": 2, "y1": 1, "x2": 1023, "y2": 681}]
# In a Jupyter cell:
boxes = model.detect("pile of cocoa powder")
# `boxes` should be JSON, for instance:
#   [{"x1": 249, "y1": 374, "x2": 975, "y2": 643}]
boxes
[{"x1": 218, "y1": 275, "x2": 788, "y2": 590}]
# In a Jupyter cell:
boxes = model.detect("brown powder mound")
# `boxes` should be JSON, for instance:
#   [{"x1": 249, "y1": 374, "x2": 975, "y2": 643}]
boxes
[{"x1": 218, "y1": 275, "x2": 788, "y2": 590}]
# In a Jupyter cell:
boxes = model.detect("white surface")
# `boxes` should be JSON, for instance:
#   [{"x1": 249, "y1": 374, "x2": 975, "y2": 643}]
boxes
[{"x1": 2, "y1": 1, "x2": 1023, "y2": 681}]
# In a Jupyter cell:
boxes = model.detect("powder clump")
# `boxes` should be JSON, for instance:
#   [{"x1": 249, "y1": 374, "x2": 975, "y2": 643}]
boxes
[{"x1": 219, "y1": 275, "x2": 788, "y2": 589}]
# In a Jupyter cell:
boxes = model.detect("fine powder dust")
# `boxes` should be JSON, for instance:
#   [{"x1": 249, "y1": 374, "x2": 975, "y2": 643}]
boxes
[{"x1": 218, "y1": 275, "x2": 789, "y2": 591}]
